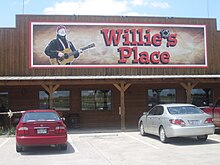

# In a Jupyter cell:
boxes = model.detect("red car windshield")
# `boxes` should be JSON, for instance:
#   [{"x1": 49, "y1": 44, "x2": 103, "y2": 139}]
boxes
[{"x1": 22, "y1": 112, "x2": 60, "y2": 122}]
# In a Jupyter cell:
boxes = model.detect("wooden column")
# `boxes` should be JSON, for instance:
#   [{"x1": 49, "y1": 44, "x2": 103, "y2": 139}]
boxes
[
  {"x1": 41, "y1": 84, "x2": 60, "y2": 109},
  {"x1": 180, "y1": 82, "x2": 198, "y2": 103},
  {"x1": 113, "y1": 82, "x2": 131, "y2": 130}
]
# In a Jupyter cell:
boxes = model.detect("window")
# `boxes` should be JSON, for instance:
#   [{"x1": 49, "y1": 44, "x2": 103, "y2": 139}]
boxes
[
  {"x1": 191, "y1": 89, "x2": 213, "y2": 107},
  {"x1": 148, "y1": 89, "x2": 176, "y2": 108},
  {"x1": 148, "y1": 106, "x2": 164, "y2": 115},
  {"x1": 81, "y1": 90, "x2": 112, "y2": 110},
  {"x1": 39, "y1": 91, "x2": 49, "y2": 109},
  {"x1": 39, "y1": 90, "x2": 70, "y2": 111},
  {"x1": 22, "y1": 112, "x2": 60, "y2": 122},
  {"x1": 53, "y1": 91, "x2": 70, "y2": 111},
  {"x1": 168, "y1": 106, "x2": 203, "y2": 115},
  {"x1": 0, "y1": 92, "x2": 8, "y2": 111}
]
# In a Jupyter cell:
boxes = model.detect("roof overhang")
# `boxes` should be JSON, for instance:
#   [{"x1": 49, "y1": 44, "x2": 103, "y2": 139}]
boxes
[
  {"x1": 1, "y1": 75, "x2": 220, "y2": 86},
  {"x1": 1, "y1": 75, "x2": 220, "y2": 80}
]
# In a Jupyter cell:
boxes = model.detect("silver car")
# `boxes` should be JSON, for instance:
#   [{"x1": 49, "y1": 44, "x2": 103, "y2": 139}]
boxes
[{"x1": 138, "y1": 104, "x2": 215, "y2": 143}]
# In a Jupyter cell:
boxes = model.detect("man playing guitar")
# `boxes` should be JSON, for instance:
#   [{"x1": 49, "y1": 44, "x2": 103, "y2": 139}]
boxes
[{"x1": 44, "y1": 25, "x2": 82, "y2": 65}]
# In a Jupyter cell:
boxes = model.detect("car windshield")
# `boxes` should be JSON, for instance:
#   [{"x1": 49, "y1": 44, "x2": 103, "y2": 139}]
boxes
[
  {"x1": 22, "y1": 112, "x2": 60, "y2": 122},
  {"x1": 167, "y1": 106, "x2": 203, "y2": 115}
]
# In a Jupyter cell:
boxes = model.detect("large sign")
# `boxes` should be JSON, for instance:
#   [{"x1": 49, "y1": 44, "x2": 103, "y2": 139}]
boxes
[{"x1": 30, "y1": 22, "x2": 207, "y2": 68}]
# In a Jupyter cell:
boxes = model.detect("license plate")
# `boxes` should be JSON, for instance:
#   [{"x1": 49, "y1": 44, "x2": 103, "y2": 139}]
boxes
[
  {"x1": 188, "y1": 120, "x2": 199, "y2": 125},
  {"x1": 37, "y1": 128, "x2": 47, "y2": 134}
]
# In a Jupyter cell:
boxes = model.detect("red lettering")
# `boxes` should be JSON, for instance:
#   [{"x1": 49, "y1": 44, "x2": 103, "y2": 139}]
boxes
[
  {"x1": 130, "y1": 29, "x2": 138, "y2": 45},
  {"x1": 160, "y1": 52, "x2": 170, "y2": 64},
  {"x1": 132, "y1": 47, "x2": 139, "y2": 63},
  {"x1": 150, "y1": 51, "x2": 160, "y2": 64},
  {"x1": 167, "y1": 34, "x2": 177, "y2": 47},
  {"x1": 152, "y1": 34, "x2": 162, "y2": 47},
  {"x1": 137, "y1": 29, "x2": 144, "y2": 45},
  {"x1": 118, "y1": 47, "x2": 170, "y2": 65},
  {"x1": 139, "y1": 51, "x2": 150, "y2": 64},
  {"x1": 101, "y1": 29, "x2": 123, "y2": 46},
  {"x1": 144, "y1": 29, "x2": 152, "y2": 45},
  {"x1": 118, "y1": 47, "x2": 132, "y2": 63},
  {"x1": 123, "y1": 29, "x2": 130, "y2": 45}
]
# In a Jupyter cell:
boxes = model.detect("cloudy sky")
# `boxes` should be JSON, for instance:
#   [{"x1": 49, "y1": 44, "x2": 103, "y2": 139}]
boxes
[{"x1": 1, "y1": 0, "x2": 219, "y2": 29}]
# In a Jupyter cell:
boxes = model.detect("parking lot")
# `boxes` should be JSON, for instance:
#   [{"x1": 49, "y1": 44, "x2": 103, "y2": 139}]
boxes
[{"x1": 1, "y1": 129, "x2": 220, "y2": 165}]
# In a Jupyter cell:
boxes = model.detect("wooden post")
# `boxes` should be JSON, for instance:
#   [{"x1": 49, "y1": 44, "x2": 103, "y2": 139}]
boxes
[
  {"x1": 180, "y1": 82, "x2": 198, "y2": 103},
  {"x1": 114, "y1": 82, "x2": 131, "y2": 131},
  {"x1": 41, "y1": 84, "x2": 60, "y2": 109}
]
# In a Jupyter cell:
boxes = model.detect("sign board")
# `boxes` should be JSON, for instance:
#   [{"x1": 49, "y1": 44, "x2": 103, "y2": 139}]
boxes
[{"x1": 30, "y1": 22, "x2": 207, "y2": 68}]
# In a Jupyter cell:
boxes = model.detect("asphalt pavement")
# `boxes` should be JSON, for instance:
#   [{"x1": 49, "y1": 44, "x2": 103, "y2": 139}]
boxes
[{"x1": 1, "y1": 128, "x2": 220, "y2": 165}]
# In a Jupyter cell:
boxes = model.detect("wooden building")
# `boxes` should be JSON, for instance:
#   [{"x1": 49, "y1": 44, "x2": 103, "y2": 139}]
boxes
[{"x1": 0, "y1": 15, "x2": 220, "y2": 130}]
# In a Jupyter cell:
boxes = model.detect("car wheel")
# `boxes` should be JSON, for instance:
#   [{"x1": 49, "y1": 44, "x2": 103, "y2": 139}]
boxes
[
  {"x1": 159, "y1": 127, "x2": 168, "y2": 143},
  {"x1": 197, "y1": 135, "x2": 208, "y2": 141},
  {"x1": 16, "y1": 144, "x2": 23, "y2": 152},
  {"x1": 60, "y1": 144, "x2": 67, "y2": 150},
  {"x1": 140, "y1": 122, "x2": 146, "y2": 136}
]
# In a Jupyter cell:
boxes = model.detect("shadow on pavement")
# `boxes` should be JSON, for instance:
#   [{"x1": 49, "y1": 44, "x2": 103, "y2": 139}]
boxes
[
  {"x1": 139, "y1": 133, "x2": 220, "y2": 146},
  {"x1": 19, "y1": 142, "x2": 75, "y2": 155}
]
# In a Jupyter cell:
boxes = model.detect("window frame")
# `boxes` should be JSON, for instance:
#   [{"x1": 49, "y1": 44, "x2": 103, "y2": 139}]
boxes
[
  {"x1": 81, "y1": 89, "x2": 112, "y2": 111},
  {"x1": 191, "y1": 88, "x2": 213, "y2": 107},
  {"x1": 39, "y1": 90, "x2": 70, "y2": 111},
  {"x1": 147, "y1": 88, "x2": 176, "y2": 108}
]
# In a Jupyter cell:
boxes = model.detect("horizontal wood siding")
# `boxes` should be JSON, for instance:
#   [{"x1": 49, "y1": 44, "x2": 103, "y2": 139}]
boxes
[{"x1": 0, "y1": 15, "x2": 219, "y2": 76}]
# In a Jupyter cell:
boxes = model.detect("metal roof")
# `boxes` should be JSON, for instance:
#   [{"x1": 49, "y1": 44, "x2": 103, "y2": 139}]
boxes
[{"x1": 1, "y1": 75, "x2": 220, "y2": 80}]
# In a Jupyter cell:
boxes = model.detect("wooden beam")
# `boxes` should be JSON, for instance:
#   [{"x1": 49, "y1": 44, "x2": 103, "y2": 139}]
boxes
[
  {"x1": 113, "y1": 83, "x2": 131, "y2": 130},
  {"x1": 180, "y1": 82, "x2": 198, "y2": 103},
  {"x1": 41, "y1": 84, "x2": 60, "y2": 109}
]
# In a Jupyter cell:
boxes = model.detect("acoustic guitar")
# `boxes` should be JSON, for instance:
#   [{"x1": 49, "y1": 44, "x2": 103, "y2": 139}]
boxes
[{"x1": 49, "y1": 43, "x2": 95, "y2": 65}]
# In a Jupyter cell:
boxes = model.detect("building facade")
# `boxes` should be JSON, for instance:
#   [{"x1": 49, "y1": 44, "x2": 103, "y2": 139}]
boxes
[{"x1": 0, "y1": 15, "x2": 220, "y2": 130}]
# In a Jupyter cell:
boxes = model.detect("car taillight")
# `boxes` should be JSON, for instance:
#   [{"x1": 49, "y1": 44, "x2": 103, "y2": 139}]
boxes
[
  {"x1": 55, "y1": 126, "x2": 66, "y2": 134},
  {"x1": 204, "y1": 118, "x2": 213, "y2": 124},
  {"x1": 169, "y1": 119, "x2": 186, "y2": 126},
  {"x1": 17, "y1": 127, "x2": 29, "y2": 136}
]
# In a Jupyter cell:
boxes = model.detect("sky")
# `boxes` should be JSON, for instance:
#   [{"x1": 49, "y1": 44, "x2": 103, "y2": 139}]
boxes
[{"x1": 0, "y1": 0, "x2": 220, "y2": 30}]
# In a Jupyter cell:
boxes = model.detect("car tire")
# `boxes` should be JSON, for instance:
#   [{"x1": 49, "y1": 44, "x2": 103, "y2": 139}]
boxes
[
  {"x1": 197, "y1": 135, "x2": 208, "y2": 141},
  {"x1": 159, "y1": 127, "x2": 168, "y2": 143},
  {"x1": 16, "y1": 144, "x2": 23, "y2": 152},
  {"x1": 60, "y1": 144, "x2": 67, "y2": 150},
  {"x1": 140, "y1": 122, "x2": 147, "y2": 136}
]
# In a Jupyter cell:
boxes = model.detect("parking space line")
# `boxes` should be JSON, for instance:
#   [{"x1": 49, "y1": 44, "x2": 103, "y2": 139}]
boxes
[
  {"x1": 209, "y1": 137, "x2": 220, "y2": 143},
  {"x1": 68, "y1": 134, "x2": 79, "y2": 153},
  {"x1": 122, "y1": 133, "x2": 159, "y2": 150},
  {"x1": 0, "y1": 138, "x2": 10, "y2": 148}
]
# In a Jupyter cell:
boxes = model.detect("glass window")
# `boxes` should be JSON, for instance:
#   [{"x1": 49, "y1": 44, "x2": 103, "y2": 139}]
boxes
[
  {"x1": 155, "y1": 106, "x2": 164, "y2": 115},
  {"x1": 53, "y1": 91, "x2": 70, "y2": 111},
  {"x1": 22, "y1": 112, "x2": 60, "y2": 122},
  {"x1": 191, "y1": 89, "x2": 213, "y2": 107},
  {"x1": 0, "y1": 92, "x2": 8, "y2": 111},
  {"x1": 149, "y1": 106, "x2": 164, "y2": 115},
  {"x1": 81, "y1": 90, "x2": 112, "y2": 110},
  {"x1": 168, "y1": 106, "x2": 203, "y2": 115},
  {"x1": 39, "y1": 91, "x2": 49, "y2": 109},
  {"x1": 39, "y1": 90, "x2": 70, "y2": 111},
  {"x1": 148, "y1": 89, "x2": 176, "y2": 108},
  {"x1": 148, "y1": 106, "x2": 157, "y2": 115}
]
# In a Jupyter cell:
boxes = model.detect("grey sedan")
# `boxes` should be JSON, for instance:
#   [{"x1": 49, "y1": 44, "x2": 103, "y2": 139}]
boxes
[{"x1": 138, "y1": 104, "x2": 215, "y2": 143}]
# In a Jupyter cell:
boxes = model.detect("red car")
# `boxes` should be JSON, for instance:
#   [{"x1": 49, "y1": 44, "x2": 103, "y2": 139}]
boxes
[{"x1": 16, "y1": 109, "x2": 67, "y2": 152}]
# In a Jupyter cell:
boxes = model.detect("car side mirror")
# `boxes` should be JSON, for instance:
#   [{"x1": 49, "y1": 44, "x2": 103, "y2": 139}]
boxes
[
  {"x1": 209, "y1": 103, "x2": 214, "y2": 107},
  {"x1": 61, "y1": 117, "x2": 65, "y2": 121}
]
